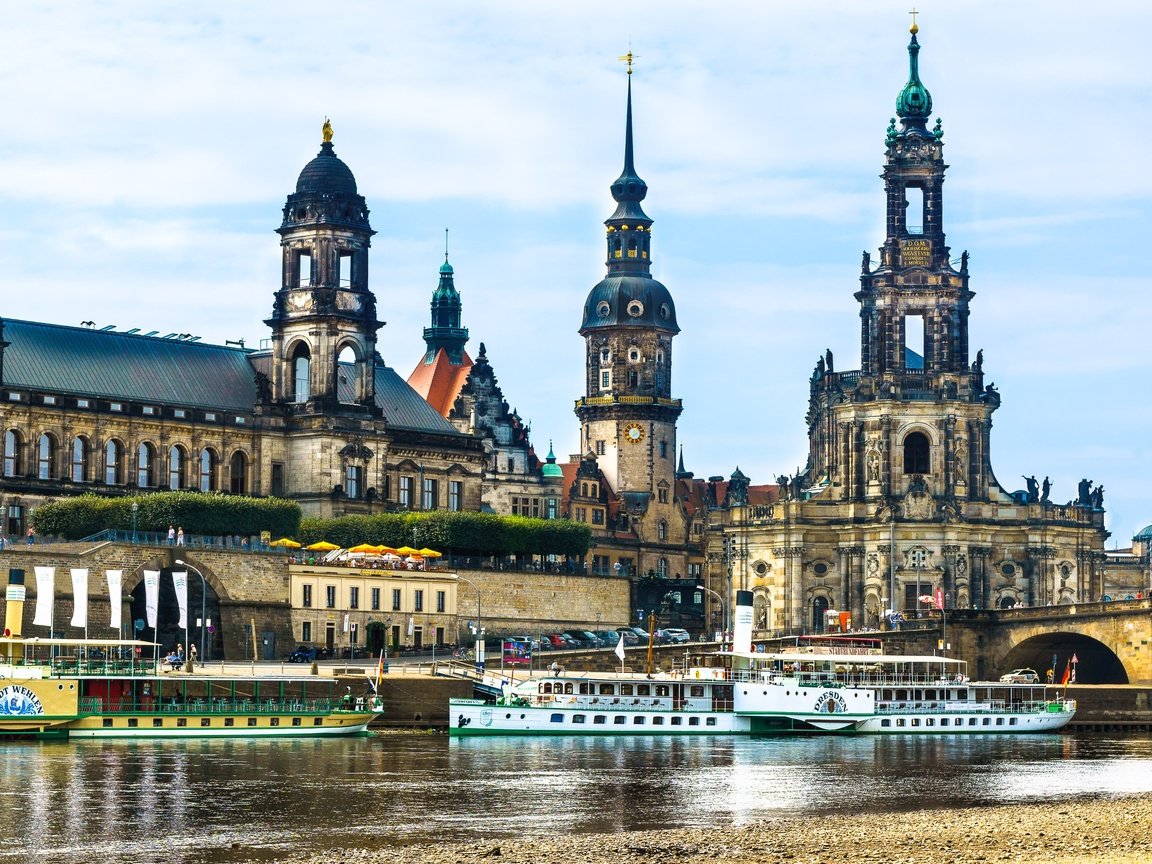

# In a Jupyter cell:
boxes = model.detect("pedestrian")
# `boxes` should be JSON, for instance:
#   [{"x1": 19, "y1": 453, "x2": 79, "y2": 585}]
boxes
[
  {"x1": 176, "y1": 526, "x2": 185, "y2": 546},
  {"x1": 188, "y1": 643, "x2": 198, "y2": 670},
  {"x1": 26, "y1": 527, "x2": 34, "y2": 545},
  {"x1": 167, "y1": 525, "x2": 175, "y2": 545}
]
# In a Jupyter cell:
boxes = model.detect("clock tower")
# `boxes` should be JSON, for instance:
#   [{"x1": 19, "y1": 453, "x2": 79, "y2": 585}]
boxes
[
  {"x1": 575, "y1": 64, "x2": 685, "y2": 552},
  {"x1": 266, "y1": 121, "x2": 381, "y2": 414}
]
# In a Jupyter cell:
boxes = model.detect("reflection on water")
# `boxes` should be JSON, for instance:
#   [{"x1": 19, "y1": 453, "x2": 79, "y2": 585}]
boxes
[{"x1": 1, "y1": 733, "x2": 1150, "y2": 864}]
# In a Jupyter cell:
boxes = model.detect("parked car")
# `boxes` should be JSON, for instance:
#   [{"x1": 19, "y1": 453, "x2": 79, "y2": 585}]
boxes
[
  {"x1": 622, "y1": 627, "x2": 652, "y2": 644},
  {"x1": 656, "y1": 627, "x2": 691, "y2": 644},
  {"x1": 999, "y1": 668, "x2": 1039, "y2": 683},
  {"x1": 564, "y1": 630, "x2": 605, "y2": 649},
  {"x1": 594, "y1": 630, "x2": 626, "y2": 647},
  {"x1": 287, "y1": 645, "x2": 319, "y2": 663},
  {"x1": 613, "y1": 628, "x2": 641, "y2": 646}
]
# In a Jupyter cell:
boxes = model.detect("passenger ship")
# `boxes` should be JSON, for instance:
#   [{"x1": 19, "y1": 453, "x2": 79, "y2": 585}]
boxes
[
  {"x1": 448, "y1": 592, "x2": 1075, "y2": 737},
  {"x1": 0, "y1": 637, "x2": 382, "y2": 740}
]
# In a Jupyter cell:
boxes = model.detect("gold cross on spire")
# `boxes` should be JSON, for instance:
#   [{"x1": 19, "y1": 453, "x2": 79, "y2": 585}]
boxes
[
  {"x1": 909, "y1": 7, "x2": 919, "y2": 34},
  {"x1": 618, "y1": 50, "x2": 637, "y2": 75}
]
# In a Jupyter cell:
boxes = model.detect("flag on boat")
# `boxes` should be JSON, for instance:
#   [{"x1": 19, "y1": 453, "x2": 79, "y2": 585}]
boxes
[
  {"x1": 1060, "y1": 658, "x2": 1072, "y2": 686},
  {"x1": 33, "y1": 566, "x2": 55, "y2": 628},
  {"x1": 70, "y1": 569, "x2": 89, "y2": 629},
  {"x1": 614, "y1": 633, "x2": 626, "y2": 662},
  {"x1": 171, "y1": 570, "x2": 188, "y2": 629},
  {"x1": 143, "y1": 570, "x2": 161, "y2": 628},
  {"x1": 106, "y1": 570, "x2": 123, "y2": 631}
]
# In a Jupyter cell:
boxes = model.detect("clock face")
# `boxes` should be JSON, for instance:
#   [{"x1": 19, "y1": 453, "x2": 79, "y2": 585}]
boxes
[{"x1": 624, "y1": 423, "x2": 645, "y2": 444}]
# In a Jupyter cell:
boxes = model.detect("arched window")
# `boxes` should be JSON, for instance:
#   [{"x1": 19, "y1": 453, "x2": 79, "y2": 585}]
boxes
[
  {"x1": 104, "y1": 440, "x2": 123, "y2": 485},
  {"x1": 199, "y1": 449, "x2": 218, "y2": 492},
  {"x1": 337, "y1": 344, "x2": 358, "y2": 404},
  {"x1": 229, "y1": 451, "x2": 248, "y2": 495},
  {"x1": 137, "y1": 442, "x2": 155, "y2": 488},
  {"x1": 3, "y1": 430, "x2": 21, "y2": 477},
  {"x1": 71, "y1": 437, "x2": 89, "y2": 483},
  {"x1": 37, "y1": 433, "x2": 57, "y2": 480},
  {"x1": 903, "y1": 431, "x2": 930, "y2": 474},
  {"x1": 658, "y1": 520, "x2": 667, "y2": 541},
  {"x1": 168, "y1": 445, "x2": 186, "y2": 490},
  {"x1": 291, "y1": 343, "x2": 311, "y2": 403},
  {"x1": 658, "y1": 557, "x2": 668, "y2": 577}
]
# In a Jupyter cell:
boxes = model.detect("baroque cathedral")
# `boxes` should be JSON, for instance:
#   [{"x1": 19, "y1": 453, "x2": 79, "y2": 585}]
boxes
[{"x1": 703, "y1": 23, "x2": 1109, "y2": 636}]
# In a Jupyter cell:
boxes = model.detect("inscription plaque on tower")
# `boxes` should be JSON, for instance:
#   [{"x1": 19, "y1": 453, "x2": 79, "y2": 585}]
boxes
[{"x1": 900, "y1": 238, "x2": 932, "y2": 268}]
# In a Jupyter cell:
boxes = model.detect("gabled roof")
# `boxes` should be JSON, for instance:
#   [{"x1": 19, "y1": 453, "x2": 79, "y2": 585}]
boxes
[
  {"x1": 371, "y1": 364, "x2": 462, "y2": 434},
  {"x1": 1, "y1": 319, "x2": 257, "y2": 412},
  {"x1": 407, "y1": 348, "x2": 473, "y2": 417}
]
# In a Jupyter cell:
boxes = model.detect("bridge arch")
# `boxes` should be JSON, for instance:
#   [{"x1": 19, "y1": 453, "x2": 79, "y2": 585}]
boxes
[
  {"x1": 126, "y1": 559, "x2": 223, "y2": 661},
  {"x1": 997, "y1": 632, "x2": 1128, "y2": 685}
]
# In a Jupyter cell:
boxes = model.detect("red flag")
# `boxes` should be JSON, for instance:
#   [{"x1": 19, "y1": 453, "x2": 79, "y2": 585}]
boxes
[
  {"x1": 1060, "y1": 659, "x2": 1071, "y2": 685},
  {"x1": 935, "y1": 587, "x2": 944, "y2": 609}
]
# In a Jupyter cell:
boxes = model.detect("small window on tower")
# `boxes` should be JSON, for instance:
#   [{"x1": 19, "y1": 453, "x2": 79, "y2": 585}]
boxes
[
  {"x1": 298, "y1": 251, "x2": 312, "y2": 287},
  {"x1": 905, "y1": 187, "x2": 925, "y2": 234},
  {"x1": 600, "y1": 370, "x2": 611, "y2": 390}
]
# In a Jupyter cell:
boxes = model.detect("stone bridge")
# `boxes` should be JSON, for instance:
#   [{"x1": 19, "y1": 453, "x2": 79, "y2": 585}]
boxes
[{"x1": 876, "y1": 599, "x2": 1152, "y2": 685}]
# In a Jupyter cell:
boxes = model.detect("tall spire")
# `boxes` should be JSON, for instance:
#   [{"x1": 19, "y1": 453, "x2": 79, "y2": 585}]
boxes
[
  {"x1": 895, "y1": 16, "x2": 933, "y2": 131},
  {"x1": 422, "y1": 234, "x2": 468, "y2": 365}
]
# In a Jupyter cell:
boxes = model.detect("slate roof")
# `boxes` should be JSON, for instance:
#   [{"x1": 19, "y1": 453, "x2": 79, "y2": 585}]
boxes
[{"x1": 1, "y1": 319, "x2": 257, "y2": 412}]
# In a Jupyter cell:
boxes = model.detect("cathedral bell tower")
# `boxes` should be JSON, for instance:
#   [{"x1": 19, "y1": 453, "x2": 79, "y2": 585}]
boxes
[
  {"x1": 575, "y1": 59, "x2": 683, "y2": 539},
  {"x1": 806, "y1": 23, "x2": 994, "y2": 506},
  {"x1": 266, "y1": 120, "x2": 382, "y2": 414}
]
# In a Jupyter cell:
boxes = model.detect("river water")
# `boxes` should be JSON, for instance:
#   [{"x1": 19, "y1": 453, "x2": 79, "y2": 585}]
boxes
[{"x1": 2, "y1": 732, "x2": 1151, "y2": 864}]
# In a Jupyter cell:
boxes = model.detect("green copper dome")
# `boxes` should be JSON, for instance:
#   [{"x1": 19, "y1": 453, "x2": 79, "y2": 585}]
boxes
[
  {"x1": 541, "y1": 442, "x2": 563, "y2": 478},
  {"x1": 895, "y1": 30, "x2": 933, "y2": 127}
]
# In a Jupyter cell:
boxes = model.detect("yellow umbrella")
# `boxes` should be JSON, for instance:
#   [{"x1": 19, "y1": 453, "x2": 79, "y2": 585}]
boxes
[
  {"x1": 270, "y1": 538, "x2": 301, "y2": 548},
  {"x1": 347, "y1": 543, "x2": 378, "y2": 554},
  {"x1": 418, "y1": 548, "x2": 442, "y2": 558},
  {"x1": 394, "y1": 546, "x2": 417, "y2": 555},
  {"x1": 374, "y1": 545, "x2": 397, "y2": 554},
  {"x1": 306, "y1": 541, "x2": 340, "y2": 551}
]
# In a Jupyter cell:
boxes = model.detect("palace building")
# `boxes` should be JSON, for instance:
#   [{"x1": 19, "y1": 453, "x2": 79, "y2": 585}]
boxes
[
  {"x1": 0, "y1": 124, "x2": 492, "y2": 530},
  {"x1": 700, "y1": 23, "x2": 1109, "y2": 637}
]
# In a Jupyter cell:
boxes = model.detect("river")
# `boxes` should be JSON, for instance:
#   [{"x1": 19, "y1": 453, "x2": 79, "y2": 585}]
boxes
[{"x1": 2, "y1": 732, "x2": 1151, "y2": 864}]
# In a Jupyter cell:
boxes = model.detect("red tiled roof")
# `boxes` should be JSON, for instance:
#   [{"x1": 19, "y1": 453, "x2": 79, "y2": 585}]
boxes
[{"x1": 407, "y1": 348, "x2": 473, "y2": 417}]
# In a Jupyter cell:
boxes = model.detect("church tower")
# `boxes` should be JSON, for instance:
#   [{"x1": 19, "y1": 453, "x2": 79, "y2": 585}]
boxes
[
  {"x1": 266, "y1": 121, "x2": 381, "y2": 414},
  {"x1": 576, "y1": 60, "x2": 684, "y2": 548},
  {"x1": 806, "y1": 19, "x2": 991, "y2": 507},
  {"x1": 421, "y1": 234, "x2": 469, "y2": 365}
]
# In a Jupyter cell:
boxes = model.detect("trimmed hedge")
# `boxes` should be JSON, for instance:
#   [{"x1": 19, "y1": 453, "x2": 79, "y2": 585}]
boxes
[
  {"x1": 30, "y1": 492, "x2": 301, "y2": 540},
  {"x1": 298, "y1": 511, "x2": 592, "y2": 558}
]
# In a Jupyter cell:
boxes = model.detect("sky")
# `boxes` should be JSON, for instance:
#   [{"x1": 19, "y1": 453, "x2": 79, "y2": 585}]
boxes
[{"x1": 2, "y1": 1, "x2": 1150, "y2": 545}]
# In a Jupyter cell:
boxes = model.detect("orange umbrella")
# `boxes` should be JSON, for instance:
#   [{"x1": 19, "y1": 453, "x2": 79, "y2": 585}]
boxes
[{"x1": 418, "y1": 548, "x2": 442, "y2": 558}]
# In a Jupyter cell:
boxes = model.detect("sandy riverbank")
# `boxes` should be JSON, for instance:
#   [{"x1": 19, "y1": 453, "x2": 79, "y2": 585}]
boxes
[{"x1": 282, "y1": 793, "x2": 1152, "y2": 864}]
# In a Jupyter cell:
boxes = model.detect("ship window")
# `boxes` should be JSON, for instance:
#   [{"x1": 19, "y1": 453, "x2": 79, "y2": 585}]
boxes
[
  {"x1": 940, "y1": 718, "x2": 949, "y2": 727},
  {"x1": 968, "y1": 718, "x2": 977, "y2": 726},
  {"x1": 177, "y1": 718, "x2": 187, "y2": 728},
  {"x1": 670, "y1": 716, "x2": 682, "y2": 726},
  {"x1": 594, "y1": 715, "x2": 607, "y2": 725},
  {"x1": 224, "y1": 718, "x2": 235, "y2": 727},
  {"x1": 550, "y1": 713, "x2": 564, "y2": 723},
  {"x1": 573, "y1": 715, "x2": 586, "y2": 724},
  {"x1": 896, "y1": 719, "x2": 906, "y2": 727},
  {"x1": 881, "y1": 719, "x2": 891, "y2": 727},
  {"x1": 689, "y1": 717, "x2": 700, "y2": 726},
  {"x1": 614, "y1": 716, "x2": 626, "y2": 725},
  {"x1": 637, "y1": 685, "x2": 650, "y2": 696},
  {"x1": 102, "y1": 719, "x2": 113, "y2": 728},
  {"x1": 292, "y1": 717, "x2": 302, "y2": 726},
  {"x1": 153, "y1": 718, "x2": 163, "y2": 728},
  {"x1": 599, "y1": 684, "x2": 614, "y2": 695},
  {"x1": 201, "y1": 718, "x2": 211, "y2": 727},
  {"x1": 982, "y1": 717, "x2": 990, "y2": 726},
  {"x1": 314, "y1": 717, "x2": 324, "y2": 726},
  {"x1": 621, "y1": 685, "x2": 633, "y2": 696},
  {"x1": 633, "y1": 716, "x2": 645, "y2": 725},
  {"x1": 271, "y1": 718, "x2": 280, "y2": 727},
  {"x1": 652, "y1": 716, "x2": 664, "y2": 725},
  {"x1": 248, "y1": 718, "x2": 258, "y2": 727},
  {"x1": 705, "y1": 717, "x2": 717, "y2": 726}
]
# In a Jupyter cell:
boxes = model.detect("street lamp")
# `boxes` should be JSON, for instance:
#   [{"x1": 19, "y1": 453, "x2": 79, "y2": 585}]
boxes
[
  {"x1": 456, "y1": 574, "x2": 484, "y2": 670},
  {"x1": 696, "y1": 584, "x2": 728, "y2": 649},
  {"x1": 131, "y1": 500, "x2": 139, "y2": 544},
  {"x1": 176, "y1": 559, "x2": 208, "y2": 664}
]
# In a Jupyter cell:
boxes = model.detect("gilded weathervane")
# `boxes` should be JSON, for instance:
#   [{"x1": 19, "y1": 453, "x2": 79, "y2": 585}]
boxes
[{"x1": 618, "y1": 49, "x2": 637, "y2": 75}]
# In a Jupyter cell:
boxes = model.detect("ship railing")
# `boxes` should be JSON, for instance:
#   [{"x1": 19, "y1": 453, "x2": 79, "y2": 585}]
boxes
[
  {"x1": 874, "y1": 698, "x2": 1070, "y2": 715},
  {"x1": 78, "y1": 697, "x2": 339, "y2": 715}
]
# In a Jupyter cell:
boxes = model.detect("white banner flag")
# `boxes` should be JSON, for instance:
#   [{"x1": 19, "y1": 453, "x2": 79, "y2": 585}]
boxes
[
  {"x1": 33, "y1": 567, "x2": 55, "y2": 628},
  {"x1": 70, "y1": 569, "x2": 89, "y2": 629},
  {"x1": 106, "y1": 570, "x2": 123, "y2": 631},
  {"x1": 614, "y1": 633, "x2": 626, "y2": 663},
  {"x1": 172, "y1": 571, "x2": 188, "y2": 630},
  {"x1": 143, "y1": 570, "x2": 160, "y2": 629}
]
